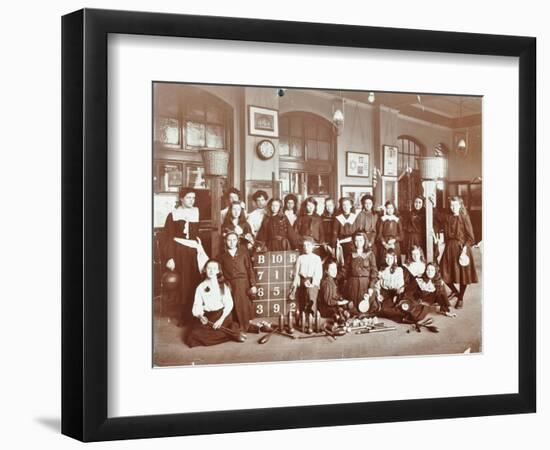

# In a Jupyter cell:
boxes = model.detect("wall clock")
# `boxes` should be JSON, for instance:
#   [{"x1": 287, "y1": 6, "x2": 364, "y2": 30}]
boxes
[{"x1": 256, "y1": 139, "x2": 276, "y2": 160}]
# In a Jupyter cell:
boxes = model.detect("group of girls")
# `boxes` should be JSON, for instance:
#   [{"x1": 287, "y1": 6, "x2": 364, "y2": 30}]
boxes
[{"x1": 163, "y1": 186, "x2": 478, "y2": 347}]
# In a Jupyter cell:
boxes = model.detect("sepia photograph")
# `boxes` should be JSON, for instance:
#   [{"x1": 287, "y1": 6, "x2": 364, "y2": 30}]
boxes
[{"x1": 152, "y1": 83, "x2": 482, "y2": 367}]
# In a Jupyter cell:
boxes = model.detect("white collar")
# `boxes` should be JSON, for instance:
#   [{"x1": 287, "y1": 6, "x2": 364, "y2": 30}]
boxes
[
  {"x1": 335, "y1": 212, "x2": 357, "y2": 226},
  {"x1": 381, "y1": 214, "x2": 399, "y2": 222},
  {"x1": 172, "y1": 206, "x2": 199, "y2": 222}
]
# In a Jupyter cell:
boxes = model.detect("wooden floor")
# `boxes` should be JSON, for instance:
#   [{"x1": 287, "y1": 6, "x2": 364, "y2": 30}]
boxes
[{"x1": 153, "y1": 248, "x2": 482, "y2": 367}]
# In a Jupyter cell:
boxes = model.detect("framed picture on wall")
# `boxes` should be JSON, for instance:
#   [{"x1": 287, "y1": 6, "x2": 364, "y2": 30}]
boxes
[
  {"x1": 383, "y1": 144, "x2": 399, "y2": 176},
  {"x1": 346, "y1": 151, "x2": 370, "y2": 178},
  {"x1": 340, "y1": 184, "x2": 374, "y2": 210},
  {"x1": 248, "y1": 105, "x2": 279, "y2": 137}
]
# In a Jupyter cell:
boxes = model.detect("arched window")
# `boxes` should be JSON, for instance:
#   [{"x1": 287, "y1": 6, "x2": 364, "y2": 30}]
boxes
[
  {"x1": 153, "y1": 85, "x2": 233, "y2": 221},
  {"x1": 278, "y1": 112, "x2": 335, "y2": 206},
  {"x1": 397, "y1": 135, "x2": 424, "y2": 171}
]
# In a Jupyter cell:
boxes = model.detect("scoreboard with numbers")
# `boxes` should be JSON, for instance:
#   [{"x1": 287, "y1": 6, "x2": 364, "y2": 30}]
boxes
[{"x1": 252, "y1": 250, "x2": 299, "y2": 318}]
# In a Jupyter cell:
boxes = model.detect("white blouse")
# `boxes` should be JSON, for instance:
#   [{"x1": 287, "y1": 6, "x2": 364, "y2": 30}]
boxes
[
  {"x1": 192, "y1": 280, "x2": 234, "y2": 317},
  {"x1": 292, "y1": 253, "x2": 323, "y2": 288},
  {"x1": 404, "y1": 261, "x2": 426, "y2": 278},
  {"x1": 247, "y1": 208, "x2": 267, "y2": 237},
  {"x1": 377, "y1": 266, "x2": 405, "y2": 290}
]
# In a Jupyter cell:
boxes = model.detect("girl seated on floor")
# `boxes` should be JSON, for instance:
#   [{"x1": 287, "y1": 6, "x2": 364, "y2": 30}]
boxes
[
  {"x1": 319, "y1": 259, "x2": 358, "y2": 320},
  {"x1": 405, "y1": 262, "x2": 456, "y2": 317},
  {"x1": 186, "y1": 259, "x2": 243, "y2": 348},
  {"x1": 403, "y1": 244, "x2": 427, "y2": 289},
  {"x1": 371, "y1": 249, "x2": 406, "y2": 322}
]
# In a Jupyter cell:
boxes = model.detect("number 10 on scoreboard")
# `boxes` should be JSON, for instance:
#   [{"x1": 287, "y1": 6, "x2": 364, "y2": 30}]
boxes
[{"x1": 252, "y1": 250, "x2": 298, "y2": 318}]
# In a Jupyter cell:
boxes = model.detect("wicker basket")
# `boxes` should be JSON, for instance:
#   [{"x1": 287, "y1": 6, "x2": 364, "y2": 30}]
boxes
[
  {"x1": 200, "y1": 149, "x2": 229, "y2": 177},
  {"x1": 418, "y1": 156, "x2": 447, "y2": 180}
]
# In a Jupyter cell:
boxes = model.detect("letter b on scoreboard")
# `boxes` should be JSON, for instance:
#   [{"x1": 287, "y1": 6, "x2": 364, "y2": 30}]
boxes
[{"x1": 252, "y1": 250, "x2": 298, "y2": 318}]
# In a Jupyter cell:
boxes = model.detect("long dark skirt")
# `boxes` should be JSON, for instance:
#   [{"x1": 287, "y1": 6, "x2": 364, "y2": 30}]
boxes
[
  {"x1": 420, "y1": 290, "x2": 451, "y2": 313},
  {"x1": 266, "y1": 237, "x2": 292, "y2": 252},
  {"x1": 185, "y1": 309, "x2": 238, "y2": 348},
  {"x1": 440, "y1": 240, "x2": 478, "y2": 285},
  {"x1": 296, "y1": 285, "x2": 319, "y2": 315},
  {"x1": 375, "y1": 288, "x2": 405, "y2": 322},
  {"x1": 173, "y1": 244, "x2": 200, "y2": 325},
  {"x1": 344, "y1": 276, "x2": 371, "y2": 310},
  {"x1": 227, "y1": 277, "x2": 253, "y2": 331}
]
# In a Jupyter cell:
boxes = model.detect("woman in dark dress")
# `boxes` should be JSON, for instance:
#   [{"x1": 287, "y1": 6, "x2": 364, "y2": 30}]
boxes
[
  {"x1": 217, "y1": 232, "x2": 258, "y2": 331},
  {"x1": 377, "y1": 200, "x2": 403, "y2": 266},
  {"x1": 295, "y1": 197, "x2": 325, "y2": 247},
  {"x1": 320, "y1": 197, "x2": 337, "y2": 258},
  {"x1": 404, "y1": 196, "x2": 426, "y2": 256},
  {"x1": 256, "y1": 198, "x2": 297, "y2": 251},
  {"x1": 353, "y1": 193, "x2": 379, "y2": 253},
  {"x1": 164, "y1": 187, "x2": 203, "y2": 326},
  {"x1": 283, "y1": 194, "x2": 298, "y2": 227},
  {"x1": 439, "y1": 196, "x2": 478, "y2": 309},
  {"x1": 339, "y1": 232, "x2": 378, "y2": 311},
  {"x1": 333, "y1": 197, "x2": 358, "y2": 264},
  {"x1": 221, "y1": 201, "x2": 254, "y2": 252},
  {"x1": 186, "y1": 259, "x2": 242, "y2": 347}
]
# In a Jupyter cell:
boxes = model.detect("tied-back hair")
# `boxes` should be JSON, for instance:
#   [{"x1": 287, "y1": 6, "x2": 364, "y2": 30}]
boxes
[
  {"x1": 421, "y1": 262, "x2": 443, "y2": 286},
  {"x1": 201, "y1": 259, "x2": 228, "y2": 295},
  {"x1": 222, "y1": 187, "x2": 242, "y2": 208},
  {"x1": 384, "y1": 200, "x2": 399, "y2": 217},
  {"x1": 381, "y1": 248, "x2": 399, "y2": 274},
  {"x1": 338, "y1": 197, "x2": 356, "y2": 215},
  {"x1": 283, "y1": 194, "x2": 298, "y2": 214},
  {"x1": 405, "y1": 245, "x2": 426, "y2": 265},
  {"x1": 222, "y1": 200, "x2": 247, "y2": 228},
  {"x1": 299, "y1": 196, "x2": 319, "y2": 216},
  {"x1": 175, "y1": 187, "x2": 196, "y2": 208},
  {"x1": 267, "y1": 198, "x2": 284, "y2": 217},
  {"x1": 360, "y1": 193, "x2": 375, "y2": 211},
  {"x1": 323, "y1": 257, "x2": 338, "y2": 274}
]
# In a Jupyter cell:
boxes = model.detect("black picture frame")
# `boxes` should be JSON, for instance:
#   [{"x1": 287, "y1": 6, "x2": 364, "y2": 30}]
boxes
[{"x1": 62, "y1": 8, "x2": 536, "y2": 442}]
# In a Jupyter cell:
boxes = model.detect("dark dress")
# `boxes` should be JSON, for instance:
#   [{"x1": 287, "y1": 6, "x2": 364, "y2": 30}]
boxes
[
  {"x1": 186, "y1": 309, "x2": 237, "y2": 348},
  {"x1": 221, "y1": 219, "x2": 254, "y2": 252},
  {"x1": 377, "y1": 215, "x2": 403, "y2": 265},
  {"x1": 353, "y1": 209, "x2": 379, "y2": 249},
  {"x1": 333, "y1": 213, "x2": 358, "y2": 262},
  {"x1": 321, "y1": 212, "x2": 337, "y2": 245},
  {"x1": 404, "y1": 208, "x2": 426, "y2": 255},
  {"x1": 256, "y1": 213, "x2": 297, "y2": 251},
  {"x1": 405, "y1": 276, "x2": 451, "y2": 313},
  {"x1": 163, "y1": 209, "x2": 201, "y2": 325},
  {"x1": 439, "y1": 213, "x2": 479, "y2": 285},
  {"x1": 295, "y1": 213, "x2": 325, "y2": 245},
  {"x1": 340, "y1": 250, "x2": 378, "y2": 309},
  {"x1": 217, "y1": 249, "x2": 257, "y2": 330},
  {"x1": 319, "y1": 276, "x2": 357, "y2": 318}
]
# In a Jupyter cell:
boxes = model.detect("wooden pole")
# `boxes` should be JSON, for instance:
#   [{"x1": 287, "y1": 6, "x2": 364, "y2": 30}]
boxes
[
  {"x1": 423, "y1": 180, "x2": 436, "y2": 262},
  {"x1": 208, "y1": 176, "x2": 224, "y2": 258}
]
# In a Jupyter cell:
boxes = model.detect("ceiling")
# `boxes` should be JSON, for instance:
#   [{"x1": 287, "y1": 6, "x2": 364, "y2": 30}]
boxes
[{"x1": 321, "y1": 90, "x2": 482, "y2": 128}]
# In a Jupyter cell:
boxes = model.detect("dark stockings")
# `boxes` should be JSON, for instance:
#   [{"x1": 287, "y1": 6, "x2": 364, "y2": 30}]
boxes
[{"x1": 459, "y1": 284, "x2": 467, "y2": 301}]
